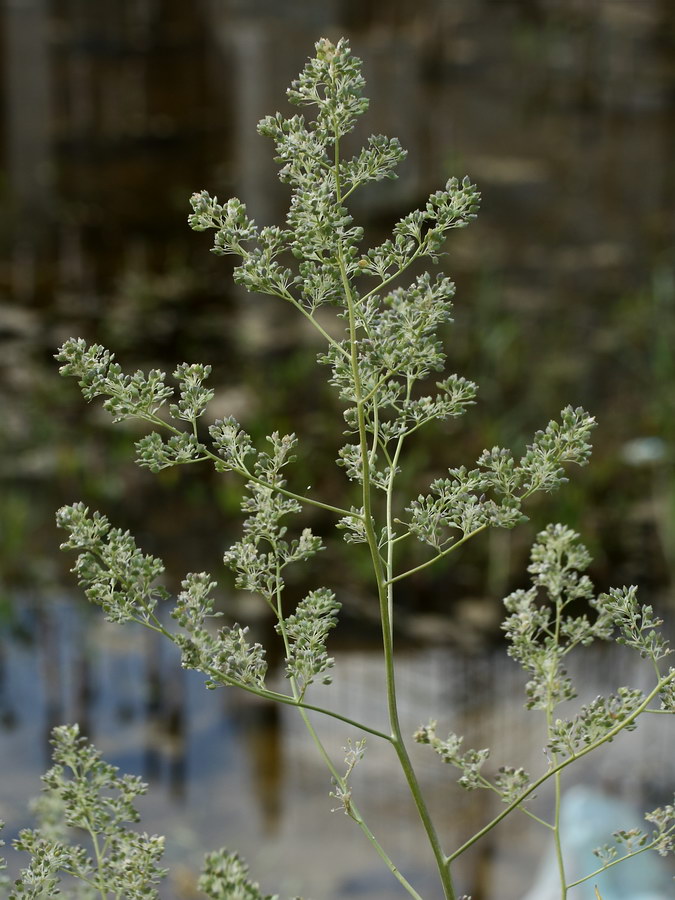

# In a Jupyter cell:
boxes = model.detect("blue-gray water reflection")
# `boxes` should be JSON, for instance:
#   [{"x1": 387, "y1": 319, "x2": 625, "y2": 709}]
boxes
[{"x1": 0, "y1": 595, "x2": 673, "y2": 899}]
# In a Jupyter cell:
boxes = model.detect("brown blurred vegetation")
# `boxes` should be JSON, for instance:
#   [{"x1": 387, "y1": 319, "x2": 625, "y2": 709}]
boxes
[{"x1": 1, "y1": 0, "x2": 675, "y2": 627}]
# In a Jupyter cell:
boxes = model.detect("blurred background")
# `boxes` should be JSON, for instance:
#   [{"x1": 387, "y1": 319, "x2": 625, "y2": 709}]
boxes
[{"x1": 1, "y1": 0, "x2": 675, "y2": 897}]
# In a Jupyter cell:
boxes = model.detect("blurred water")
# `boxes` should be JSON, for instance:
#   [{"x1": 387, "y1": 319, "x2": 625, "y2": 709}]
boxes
[
  {"x1": 3, "y1": 0, "x2": 675, "y2": 600},
  {"x1": 523, "y1": 786, "x2": 673, "y2": 900},
  {"x1": 0, "y1": 593, "x2": 673, "y2": 899}
]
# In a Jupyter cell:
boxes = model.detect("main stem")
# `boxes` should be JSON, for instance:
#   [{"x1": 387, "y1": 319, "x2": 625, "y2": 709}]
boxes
[
  {"x1": 548, "y1": 708, "x2": 567, "y2": 900},
  {"x1": 549, "y1": 580, "x2": 568, "y2": 899},
  {"x1": 332, "y1": 120, "x2": 456, "y2": 900}
]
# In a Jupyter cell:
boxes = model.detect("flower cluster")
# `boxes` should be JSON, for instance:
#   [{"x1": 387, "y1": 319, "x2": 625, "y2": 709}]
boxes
[{"x1": 10, "y1": 725, "x2": 166, "y2": 899}]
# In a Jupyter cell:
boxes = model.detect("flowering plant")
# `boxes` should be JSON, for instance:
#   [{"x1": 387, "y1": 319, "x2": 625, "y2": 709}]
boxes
[{"x1": 4, "y1": 38, "x2": 674, "y2": 900}]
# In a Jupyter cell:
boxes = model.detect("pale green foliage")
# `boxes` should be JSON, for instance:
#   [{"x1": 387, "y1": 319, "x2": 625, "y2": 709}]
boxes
[
  {"x1": 209, "y1": 416, "x2": 256, "y2": 472},
  {"x1": 324, "y1": 273, "x2": 478, "y2": 447},
  {"x1": 336, "y1": 506, "x2": 367, "y2": 543},
  {"x1": 10, "y1": 725, "x2": 167, "y2": 899},
  {"x1": 56, "y1": 502, "x2": 168, "y2": 625},
  {"x1": 205, "y1": 625, "x2": 268, "y2": 690},
  {"x1": 278, "y1": 587, "x2": 341, "y2": 694},
  {"x1": 406, "y1": 409, "x2": 596, "y2": 550},
  {"x1": 0, "y1": 824, "x2": 9, "y2": 892},
  {"x1": 170, "y1": 363, "x2": 214, "y2": 422},
  {"x1": 493, "y1": 766, "x2": 532, "y2": 805},
  {"x1": 198, "y1": 849, "x2": 278, "y2": 900},
  {"x1": 500, "y1": 526, "x2": 671, "y2": 762},
  {"x1": 547, "y1": 688, "x2": 644, "y2": 757},
  {"x1": 503, "y1": 524, "x2": 614, "y2": 711},
  {"x1": 416, "y1": 524, "x2": 675, "y2": 860},
  {"x1": 136, "y1": 430, "x2": 205, "y2": 470},
  {"x1": 599, "y1": 586, "x2": 672, "y2": 661},
  {"x1": 171, "y1": 571, "x2": 219, "y2": 630},
  {"x1": 170, "y1": 571, "x2": 268, "y2": 689},
  {"x1": 197, "y1": 847, "x2": 308, "y2": 900},
  {"x1": 646, "y1": 802, "x2": 675, "y2": 856},
  {"x1": 55, "y1": 505, "x2": 270, "y2": 691},
  {"x1": 5, "y1": 734, "x2": 300, "y2": 900},
  {"x1": 414, "y1": 722, "x2": 492, "y2": 791},
  {"x1": 413, "y1": 720, "x2": 532, "y2": 805},
  {"x1": 660, "y1": 669, "x2": 675, "y2": 710},
  {"x1": 33, "y1": 36, "x2": 674, "y2": 900},
  {"x1": 56, "y1": 339, "x2": 173, "y2": 423}
]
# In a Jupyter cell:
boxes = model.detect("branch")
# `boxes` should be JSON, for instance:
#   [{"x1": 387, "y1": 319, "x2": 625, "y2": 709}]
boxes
[
  {"x1": 566, "y1": 841, "x2": 664, "y2": 890},
  {"x1": 140, "y1": 615, "x2": 392, "y2": 742},
  {"x1": 445, "y1": 670, "x2": 675, "y2": 865},
  {"x1": 143, "y1": 412, "x2": 360, "y2": 520},
  {"x1": 388, "y1": 524, "x2": 488, "y2": 584}
]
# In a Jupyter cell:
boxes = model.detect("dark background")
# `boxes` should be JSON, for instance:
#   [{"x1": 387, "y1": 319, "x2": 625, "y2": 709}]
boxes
[
  {"x1": 1, "y1": 2, "x2": 675, "y2": 898},
  {"x1": 3, "y1": 0, "x2": 675, "y2": 606}
]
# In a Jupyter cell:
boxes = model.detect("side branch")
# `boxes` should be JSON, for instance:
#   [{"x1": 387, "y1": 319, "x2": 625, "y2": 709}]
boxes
[
  {"x1": 140, "y1": 617, "x2": 391, "y2": 741},
  {"x1": 235, "y1": 468, "x2": 360, "y2": 520},
  {"x1": 272, "y1": 286, "x2": 350, "y2": 359},
  {"x1": 361, "y1": 245, "x2": 424, "y2": 304},
  {"x1": 388, "y1": 524, "x2": 488, "y2": 584},
  {"x1": 446, "y1": 671, "x2": 675, "y2": 865},
  {"x1": 566, "y1": 841, "x2": 665, "y2": 890},
  {"x1": 145, "y1": 413, "x2": 360, "y2": 520}
]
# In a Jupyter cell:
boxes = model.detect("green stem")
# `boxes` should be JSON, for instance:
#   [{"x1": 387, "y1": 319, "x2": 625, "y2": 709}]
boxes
[
  {"x1": 361, "y1": 363, "x2": 406, "y2": 405},
  {"x1": 549, "y1": 585, "x2": 567, "y2": 899},
  {"x1": 514, "y1": 806, "x2": 553, "y2": 831},
  {"x1": 386, "y1": 379, "x2": 412, "y2": 630},
  {"x1": 388, "y1": 484, "x2": 542, "y2": 586},
  {"x1": 388, "y1": 524, "x2": 488, "y2": 584},
  {"x1": 144, "y1": 413, "x2": 360, "y2": 520},
  {"x1": 139, "y1": 567, "x2": 416, "y2": 897},
  {"x1": 59, "y1": 869, "x2": 104, "y2": 893},
  {"x1": 550, "y1": 729, "x2": 566, "y2": 898},
  {"x1": 477, "y1": 775, "x2": 553, "y2": 830},
  {"x1": 385, "y1": 418, "x2": 457, "y2": 899},
  {"x1": 361, "y1": 245, "x2": 424, "y2": 303},
  {"x1": 67, "y1": 756, "x2": 108, "y2": 898},
  {"x1": 272, "y1": 559, "x2": 422, "y2": 900},
  {"x1": 369, "y1": 400, "x2": 380, "y2": 467},
  {"x1": 89, "y1": 823, "x2": 107, "y2": 899},
  {"x1": 300, "y1": 707, "x2": 424, "y2": 900},
  {"x1": 232, "y1": 466, "x2": 358, "y2": 519},
  {"x1": 276, "y1": 286, "x2": 350, "y2": 359},
  {"x1": 566, "y1": 838, "x2": 670, "y2": 889},
  {"x1": 140, "y1": 613, "x2": 392, "y2": 741},
  {"x1": 446, "y1": 671, "x2": 675, "y2": 864},
  {"x1": 333, "y1": 120, "x2": 456, "y2": 900}
]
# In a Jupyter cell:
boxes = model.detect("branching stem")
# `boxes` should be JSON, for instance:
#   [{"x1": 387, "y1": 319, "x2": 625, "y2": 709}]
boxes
[
  {"x1": 446, "y1": 671, "x2": 675, "y2": 864},
  {"x1": 271, "y1": 556, "x2": 422, "y2": 899},
  {"x1": 144, "y1": 412, "x2": 359, "y2": 520},
  {"x1": 139, "y1": 612, "x2": 392, "y2": 741},
  {"x1": 566, "y1": 840, "x2": 665, "y2": 889},
  {"x1": 388, "y1": 524, "x2": 488, "y2": 584},
  {"x1": 333, "y1": 108, "x2": 457, "y2": 900},
  {"x1": 548, "y1": 582, "x2": 568, "y2": 898}
]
